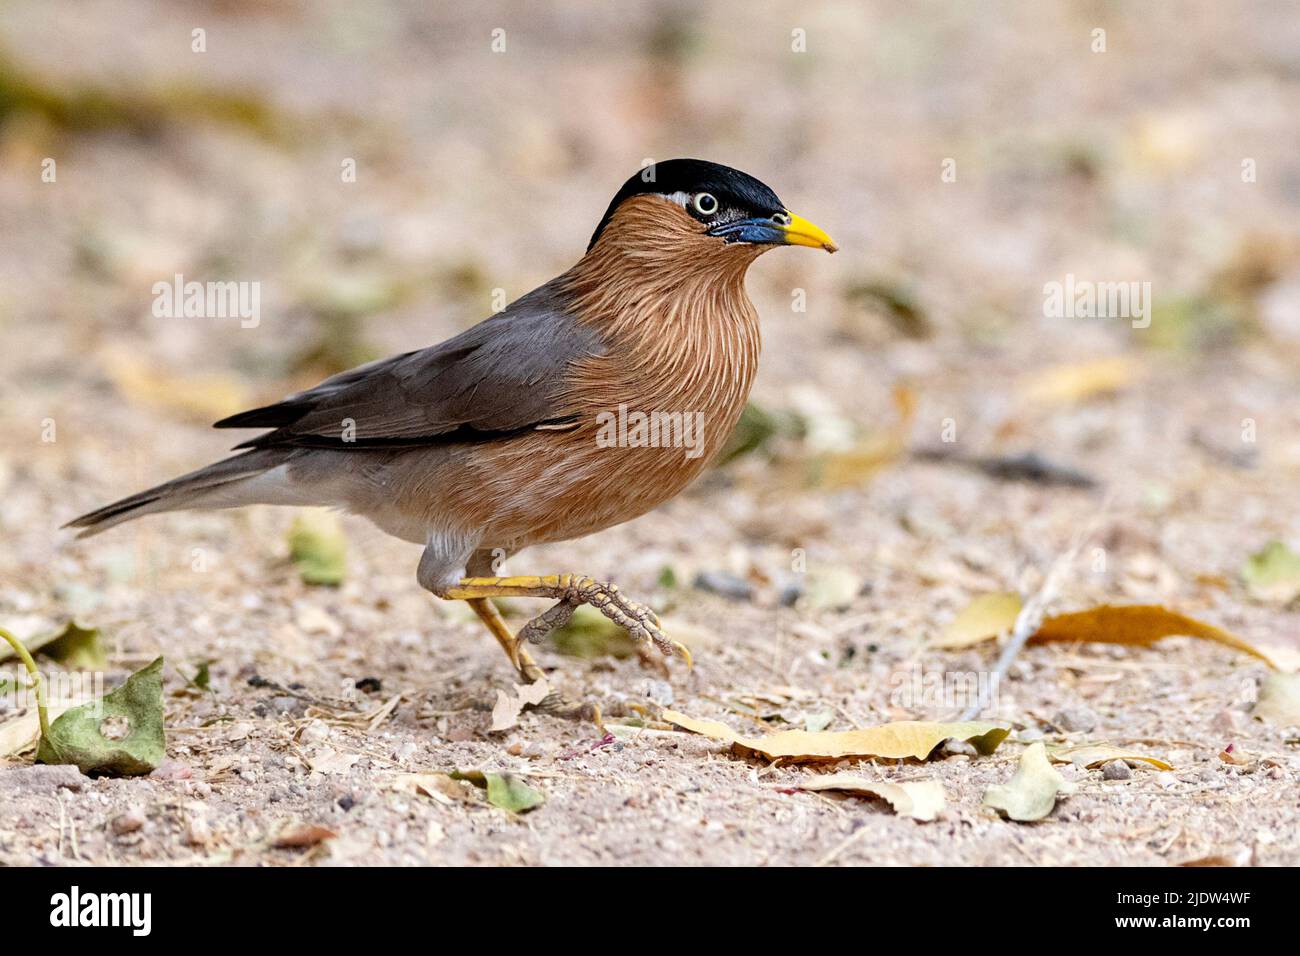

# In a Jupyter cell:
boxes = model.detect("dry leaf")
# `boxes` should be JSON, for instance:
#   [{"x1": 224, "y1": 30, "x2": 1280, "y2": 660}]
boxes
[
  {"x1": 272, "y1": 823, "x2": 337, "y2": 848},
  {"x1": 793, "y1": 773, "x2": 946, "y2": 821},
  {"x1": 292, "y1": 602, "x2": 341, "y2": 637},
  {"x1": 1020, "y1": 356, "x2": 1138, "y2": 405},
  {"x1": 490, "y1": 678, "x2": 550, "y2": 732},
  {"x1": 983, "y1": 742, "x2": 1076, "y2": 822},
  {"x1": 1218, "y1": 746, "x2": 1253, "y2": 767},
  {"x1": 306, "y1": 748, "x2": 361, "y2": 775},
  {"x1": 932, "y1": 592, "x2": 1023, "y2": 648},
  {"x1": 1047, "y1": 743, "x2": 1172, "y2": 771},
  {"x1": 1253, "y1": 672, "x2": 1300, "y2": 726},
  {"x1": 662, "y1": 709, "x2": 1008, "y2": 763},
  {"x1": 394, "y1": 772, "x2": 474, "y2": 804},
  {"x1": 800, "y1": 568, "x2": 861, "y2": 611},
  {"x1": 1029, "y1": 604, "x2": 1278, "y2": 668},
  {"x1": 800, "y1": 384, "x2": 915, "y2": 489},
  {"x1": 1180, "y1": 848, "x2": 1252, "y2": 867},
  {"x1": 103, "y1": 348, "x2": 248, "y2": 423},
  {"x1": 0, "y1": 710, "x2": 60, "y2": 758}
]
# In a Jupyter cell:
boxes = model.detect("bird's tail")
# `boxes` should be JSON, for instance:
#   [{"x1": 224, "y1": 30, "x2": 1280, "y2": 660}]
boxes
[{"x1": 63, "y1": 449, "x2": 291, "y2": 538}]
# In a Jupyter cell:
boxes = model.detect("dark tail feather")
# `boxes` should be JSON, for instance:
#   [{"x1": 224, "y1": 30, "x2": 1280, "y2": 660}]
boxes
[{"x1": 63, "y1": 449, "x2": 281, "y2": 538}]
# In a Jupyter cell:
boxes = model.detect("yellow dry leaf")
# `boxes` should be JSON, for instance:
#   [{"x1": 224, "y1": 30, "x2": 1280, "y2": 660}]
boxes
[
  {"x1": 932, "y1": 592, "x2": 1023, "y2": 649},
  {"x1": 394, "y1": 772, "x2": 475, "y2": 804},
  {"x1": 1020, "y1": 356, "x2": 1138, "y2": 405},
  {"x1": 1047, "y1": 743, "x2": 1172, "y2": 771},
  {"x1": 0, "y1": 703, "x2": 77, "y2": 758},
  {"x1": 794, "y1": 774, "x2": 946, "y2": 821},
  {"x1": 1253, "y1": 672, "x2": 1300, "y2": 726},
  {"x1": 661, "y1": 709, "x2": 1008, "y2": 763},
  {"x1": 802, "y1": 383, "x2": 916, "y2": 489},
  {"x1": 983, "y1": 742, "x2": 1076, "y2": 822},
  {"x1": 1029, "y1": 604, "x2": 1278, "y2": 669},
  {"x1": 103, "y1": 349, "x2": 249, "y2": 423}
]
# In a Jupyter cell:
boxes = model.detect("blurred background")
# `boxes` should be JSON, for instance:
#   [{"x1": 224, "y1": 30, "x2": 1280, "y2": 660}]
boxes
[{"x1": 1, "y1": 0, "x2": 1298, "y2": 658}]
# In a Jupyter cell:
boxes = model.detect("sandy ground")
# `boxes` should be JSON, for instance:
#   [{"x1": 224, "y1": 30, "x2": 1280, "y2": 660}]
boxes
[{"x1": 1, "y1": 1, "x2": 1299, "y2": 865}]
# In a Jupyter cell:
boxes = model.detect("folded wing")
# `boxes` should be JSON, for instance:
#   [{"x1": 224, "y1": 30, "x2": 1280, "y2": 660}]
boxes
[{"x1": 216, "y1": 285, "x2": 602, "y2": 449}]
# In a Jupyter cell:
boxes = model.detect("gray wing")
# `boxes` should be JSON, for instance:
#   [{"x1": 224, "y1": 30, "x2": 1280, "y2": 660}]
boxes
[{"x1": 215, "y1": 284, "x2": 603, "y2": 450}]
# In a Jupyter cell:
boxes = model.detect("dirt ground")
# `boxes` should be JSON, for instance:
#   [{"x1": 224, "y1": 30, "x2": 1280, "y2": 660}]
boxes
[{"x1": 1, "y1": 1, "x2": 1299, "y2": 866}]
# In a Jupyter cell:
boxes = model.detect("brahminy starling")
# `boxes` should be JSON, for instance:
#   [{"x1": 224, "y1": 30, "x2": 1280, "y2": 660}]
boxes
[{"x1": 67, "y1": 159, "x2": 836, "y2": 693}]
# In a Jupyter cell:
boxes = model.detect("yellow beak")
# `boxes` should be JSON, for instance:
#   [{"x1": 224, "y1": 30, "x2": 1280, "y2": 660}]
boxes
[{"x1": 779, "y1": 211, "x2": 838, "y2": 253}]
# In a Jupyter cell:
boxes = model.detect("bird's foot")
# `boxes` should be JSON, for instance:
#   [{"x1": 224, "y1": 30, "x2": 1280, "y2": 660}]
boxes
[
  {"x1": 531, "y1": 690, "x2": 605, "y2": 729},
  {"x1": 447, "y1": 574, "x2": 692, "y2": 669}
]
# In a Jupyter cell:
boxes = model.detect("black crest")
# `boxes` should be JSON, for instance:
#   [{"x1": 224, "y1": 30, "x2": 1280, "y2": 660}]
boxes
[{"x1": 587, "y1": 159, "x2": 785, "y2": 251}]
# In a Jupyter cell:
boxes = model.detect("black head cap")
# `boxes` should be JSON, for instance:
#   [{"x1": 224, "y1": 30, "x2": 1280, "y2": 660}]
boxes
[{"x1": 587, "y1": 159, "x2": 785, "y2": 251}]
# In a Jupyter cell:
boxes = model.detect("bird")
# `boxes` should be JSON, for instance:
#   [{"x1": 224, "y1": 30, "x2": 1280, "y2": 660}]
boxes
[{"x1": 66, "y1": 159, "x2": 836, "y2": 702}]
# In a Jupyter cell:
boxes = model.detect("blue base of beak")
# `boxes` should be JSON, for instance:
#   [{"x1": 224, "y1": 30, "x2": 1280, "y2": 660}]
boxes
[{"x1": 707, "y1": 217, "x2": 788, "y2": 245}]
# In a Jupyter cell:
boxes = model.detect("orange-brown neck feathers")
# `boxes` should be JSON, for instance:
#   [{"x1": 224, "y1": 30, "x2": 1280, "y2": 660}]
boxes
[
  {"x1": 562, "y1": 194, "x2": 763, "y2": 337},
  {"x1": 558, "y1": 194, "x2": 764, "y2": 467}
]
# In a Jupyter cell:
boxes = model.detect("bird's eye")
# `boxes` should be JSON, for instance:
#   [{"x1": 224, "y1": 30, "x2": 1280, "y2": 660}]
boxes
[{"x1": 692, "y1": 192, "x2": 719, "y2": 217}]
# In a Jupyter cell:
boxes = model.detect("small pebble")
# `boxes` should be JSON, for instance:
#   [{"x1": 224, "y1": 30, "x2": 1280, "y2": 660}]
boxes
[
  {"x1": 150, "y1": 760, "x2": 194, "y2": 781},
  {"x1": 643, "y1": 679, "x2": 674, "y2": 706},
  {"x1": 300, "y1": 719, "x2": 330, "y2": 744},
  {"x1": 270, "y1": 695, "x2": 306, "y2": 716},
  {"x1": 1212, "y1": 708, "x2": 1244, "y2": 733},
  {"x1": 692, "y1": 570, "x2": 754, "y2": 602},
  {"x1": 1102, "y1": 760, "x2": 1132, "y2": 780},
  {"x1": 1053, "y1": 707, "x2": 1099, "y2": 734},
  {"x1": 392, "y1": 741, "x2": 417, "y2": 763},
  {"x1": 111, "y1": 808, "x2": 146, "y2": 835},
  {"x1": 185, "y1": 816, "x2": 213, "y2": 847}
]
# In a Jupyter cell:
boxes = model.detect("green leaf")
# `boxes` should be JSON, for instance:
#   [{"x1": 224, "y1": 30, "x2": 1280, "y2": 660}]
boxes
[
  {"x1": 0, "y1": 620, "x2": 107, "y2": 670},
  {"x1": 288, "y1": 511, "x2": 347, "y2": 586},
  {"x1": 36, "y1": 657, "x2": 166, "y2": 776},
  {"x1": 549, "y1": 604, "x2": 638, "y2": 659},
  {"x1": 189, "y1": 660, "x2": 212, "y2": 691},
  {"x1": 450, "y1": 769, "x2": 545, "y2": 813},
  {"x1": 1241, "y1": 541, "x2": 1300, "y2": 604}
]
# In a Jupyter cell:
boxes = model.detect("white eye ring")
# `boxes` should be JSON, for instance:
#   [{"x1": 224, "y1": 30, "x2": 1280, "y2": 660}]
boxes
[{"x1": 693, "y1": 192, "x2": 719, "y2": 216}]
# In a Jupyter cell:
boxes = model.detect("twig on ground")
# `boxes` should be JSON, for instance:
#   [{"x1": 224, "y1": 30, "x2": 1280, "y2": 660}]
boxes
[{"x1": 956, "y1": 496, "x2": 1113, "y2": 721}]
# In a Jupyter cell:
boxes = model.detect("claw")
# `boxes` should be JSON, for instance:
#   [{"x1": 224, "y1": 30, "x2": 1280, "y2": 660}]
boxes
[{"x1": 670, "y1": 640, "x2": 693, "y2": 670}]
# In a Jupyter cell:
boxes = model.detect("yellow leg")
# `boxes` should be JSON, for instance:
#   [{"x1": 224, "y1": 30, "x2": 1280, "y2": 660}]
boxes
[
  {"x1": 463, "y1": 596, "x2": 605, "y2": 729},
  {"x1": 466, "y1": 598, "x2": 545, "y2": 683},
  {"x1": 444, "y1": 574, "x2": 692, "y2": 668}
]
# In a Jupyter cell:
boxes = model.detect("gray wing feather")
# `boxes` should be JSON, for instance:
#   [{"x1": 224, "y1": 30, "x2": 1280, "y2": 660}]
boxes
[{"x1": 217, "y1": 283, "x2": 602, "y2": 449}]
